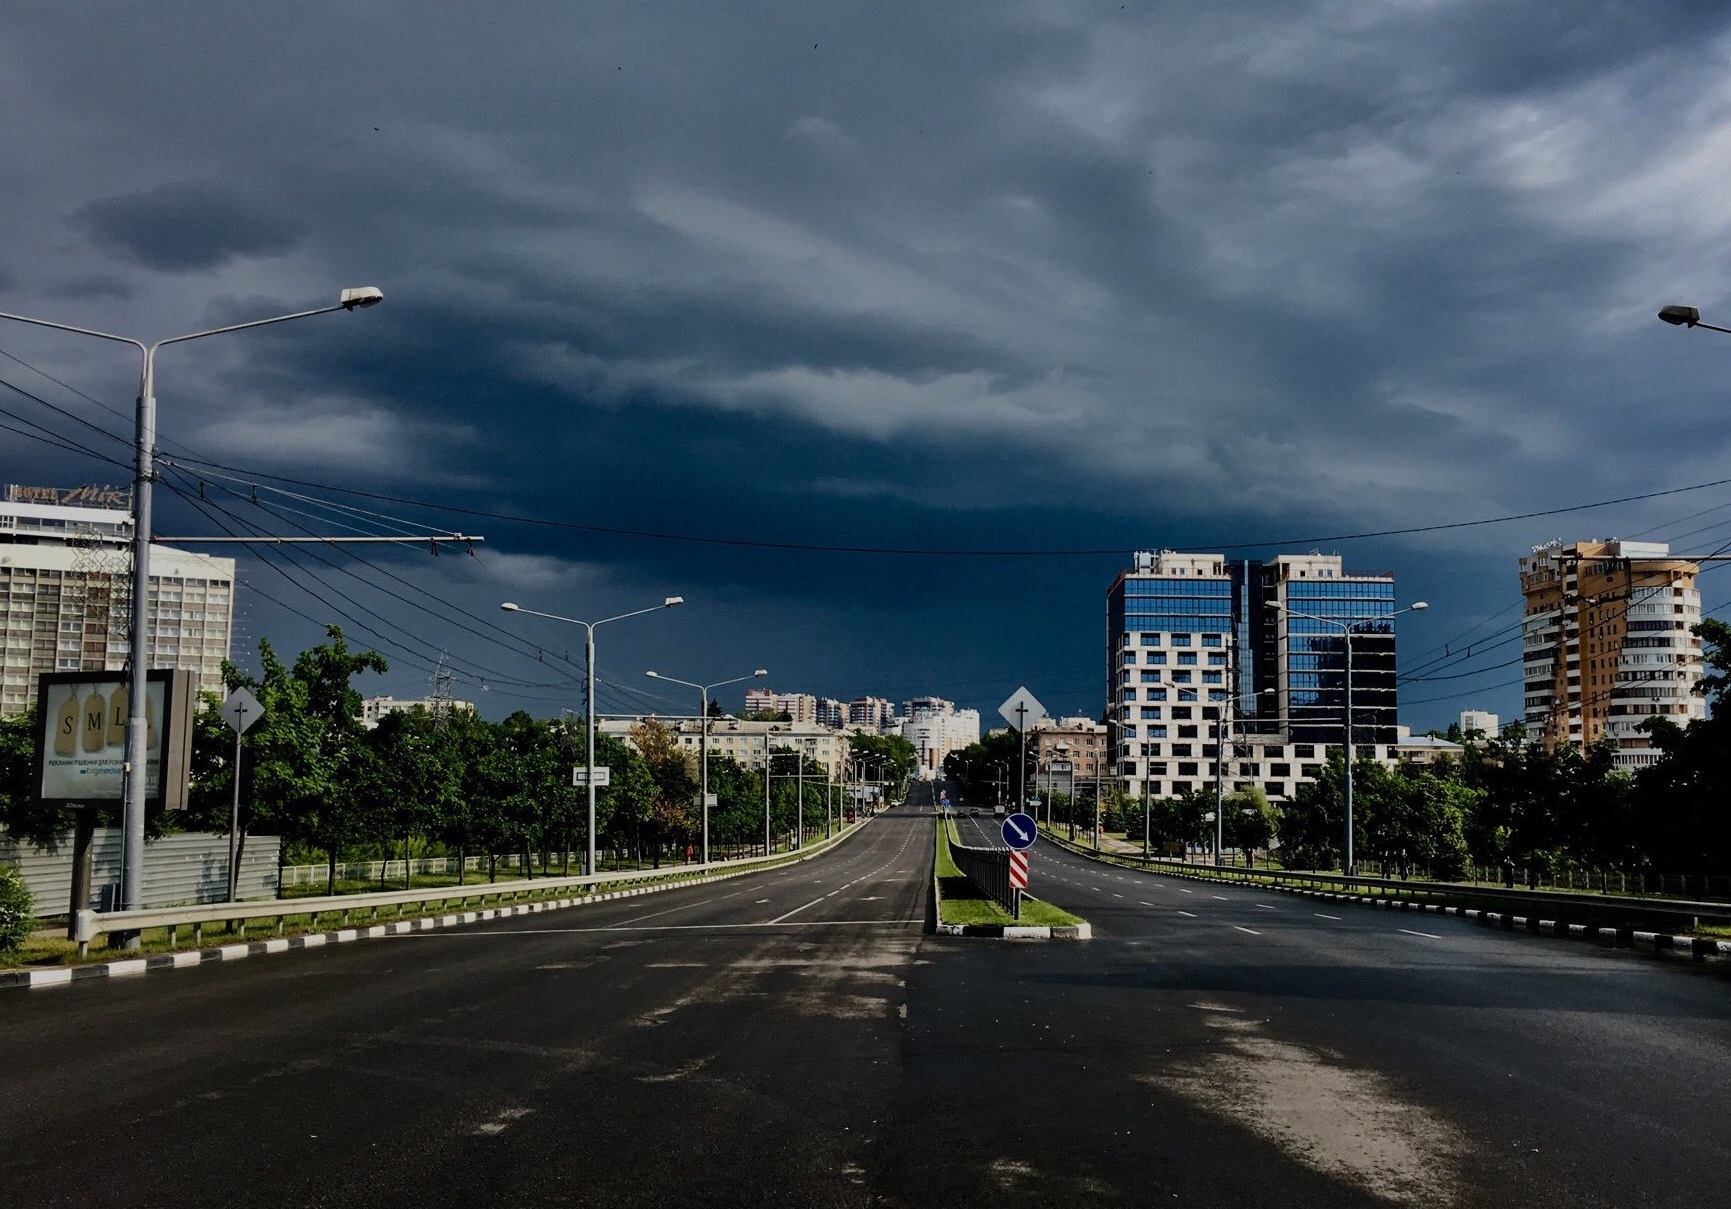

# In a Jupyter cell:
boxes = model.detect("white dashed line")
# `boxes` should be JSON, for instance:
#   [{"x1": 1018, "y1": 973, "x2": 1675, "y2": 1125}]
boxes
[
  {"x1": 1210, "y1": 895, "x2": 1229, "y2": 901},
  {"x1": 1232, "y1": 926, "x2": 1262, "y2": 936},
  {"x1": 1254, "y1": 904, "x2": 1275, "y2": 911},
  {"x1": 1176, "y1": 910, "x2": 1198, "y2": 918},
  {"x1": 1399, "y1": 928, "x2": 1442, "y2": 939},
  {"x1": 1314, "y1": 913, "x2": 1342, "y2": 921}
]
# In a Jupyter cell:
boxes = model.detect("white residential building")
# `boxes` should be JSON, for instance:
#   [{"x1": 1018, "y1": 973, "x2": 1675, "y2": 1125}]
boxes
[
  {"x1": 598, "y1": 716, "x2": 856, "y2": 780},
  {"x1": 0, "y1": 485, "x2": 235, "y2": 716},
  {"x1": 899, "y1": 696, "x2": 980, "y2": 778}
]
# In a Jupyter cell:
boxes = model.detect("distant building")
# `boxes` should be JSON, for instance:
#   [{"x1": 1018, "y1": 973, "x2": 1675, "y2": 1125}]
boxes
[
  {"x1": 899, "y1": 696, "x2": 980, "y2": 778},
  {"x1": 599, "y1": 716, "x2": 854, "y2": 780},
  {"x1": 0, "y1": 484, "x2": 235, "y2": 716},
  {"x1": 1458, "y1": 710, "x2": 1498, "y2": 740},
  {"x1": 361, "y1": 696, "x2": 476, "y2": 728},
  {"x1": 815, "y1": 696, "x2": 845, "y2": 728},
  {"x1": 847, "y1": 696, "x2": 898, "y2": 731},
  {"x1": 743, "y1": 688, "x2": 819, "y2": 724},
  {"x1": 1031, "y1": 717, "x2": 1109, "y2": 781},
  {"x1": 1519, "y1": 539, "x2": 1704, "y2": 771}
]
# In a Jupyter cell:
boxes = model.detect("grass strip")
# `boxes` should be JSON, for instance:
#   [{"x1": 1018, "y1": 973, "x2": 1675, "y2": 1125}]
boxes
[{"x1": 934, "y1": 817, "x2": 1083, "y2": 929}]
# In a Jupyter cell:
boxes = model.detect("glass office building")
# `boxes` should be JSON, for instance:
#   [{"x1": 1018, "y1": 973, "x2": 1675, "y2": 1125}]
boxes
[{"x1": 1105, "y1": 551, "x2": 1405, "y2": 800}]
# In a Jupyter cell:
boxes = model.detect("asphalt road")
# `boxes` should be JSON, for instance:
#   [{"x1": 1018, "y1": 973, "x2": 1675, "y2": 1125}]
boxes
[{"x1": 4, "y1": 784, "x2": 1731, "y2": 1208}]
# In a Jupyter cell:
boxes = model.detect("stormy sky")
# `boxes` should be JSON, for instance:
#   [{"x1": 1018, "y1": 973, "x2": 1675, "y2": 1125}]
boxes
[{"x1": 4, "y1": 2, "x2": 1731, "y2": 730}]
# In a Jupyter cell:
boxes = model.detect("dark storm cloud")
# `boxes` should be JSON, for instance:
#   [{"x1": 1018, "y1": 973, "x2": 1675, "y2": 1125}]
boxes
[
  {"x1": 3, "y1": 2, "x2": 1731, "y2": 726},
  {"x1": 74, "y1": 181, "x2": 306, "y2": 272}
]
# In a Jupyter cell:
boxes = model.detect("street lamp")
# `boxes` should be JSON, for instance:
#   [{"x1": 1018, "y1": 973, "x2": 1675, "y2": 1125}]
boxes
[
  {"x1": 645, "y1": 668, "x2": 767, "y2": 862},
  {"x1": 1268, "y1": 599, "x2": 1428, "y2": 877},
  {"x1": 1658, "y1": 304, "x2": 1731, "y2": 334},
  {"x1": 0, "y1": 289, "x2": 384, "y2": 941},
  {"x1": 501, "y1": 596, "x2": 683, "y2": 877}
]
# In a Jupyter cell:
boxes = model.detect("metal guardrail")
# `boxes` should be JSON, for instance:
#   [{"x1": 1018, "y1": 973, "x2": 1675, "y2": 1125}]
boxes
[
  {"x1": 73, "y1": 816, "x2": 872, "y2": 951},
  {"x1": 1046, "y1": 833, "x2": 1731, "y2": 935},
  {"x1": 945, "y1": 822, "x2": 1020, "y2": 920}
]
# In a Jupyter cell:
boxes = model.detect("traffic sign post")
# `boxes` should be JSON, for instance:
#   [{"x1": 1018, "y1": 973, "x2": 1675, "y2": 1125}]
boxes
[
  {"x1": 219, "y1": 688, "x2": 264, "y2": 904},
  {"x1": 571, "y1": 765, "x2": 612, "y2": 788},
  {"x1": 998, "y1": 686, "x2": 1049, "y2": 817}
]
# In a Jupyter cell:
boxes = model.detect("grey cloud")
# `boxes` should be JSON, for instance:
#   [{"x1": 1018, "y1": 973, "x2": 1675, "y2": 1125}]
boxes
[{"x1": 73, "y1": 181, "x2": 305, "y2": 272}]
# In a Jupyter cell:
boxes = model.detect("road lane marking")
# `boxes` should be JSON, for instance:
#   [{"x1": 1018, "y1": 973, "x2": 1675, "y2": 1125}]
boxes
[
  {"x1": 767, "y1": 897, "x2": 827, "y2": 924},
  {"x1": 1211, "y1": 895, "x2": 1230, "y2": 901},
  {"x1": 1139, "y1": 901, "x2": 1154, "y2": 907},
  {"x1": 1314, "y1": 913, "x2": 1342, "y2": 920},
  {"x1": 755, "y1": 899, "x2": 770, "y2": 904},
  {"x1": 1399, "y1": 928, "x2": 1442, "y2": 939},
  {"x1": 1113, "y1": 893, "x2": 1124, "y2": 898},
  {"x1": 1178, "y1": 889, "x2": 1193, "y2": 894},
  {"x1": 1254, "y1": 904, "x2": 1276, "y2": 910},
  {"x1": 608, "y1": 898, "x2": 715, "y2": 928},
  {"x1": 1176, "y1": 910, "x2": 1198, "y2": 918},
  {"x1": 1232, "y1": 926, "x2": 1262, "y2": 936}
]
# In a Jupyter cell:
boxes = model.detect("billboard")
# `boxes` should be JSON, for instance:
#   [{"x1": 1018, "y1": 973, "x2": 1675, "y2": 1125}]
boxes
[{"x1": 35, "y1": 670, "x2": 196, "y2": 810}]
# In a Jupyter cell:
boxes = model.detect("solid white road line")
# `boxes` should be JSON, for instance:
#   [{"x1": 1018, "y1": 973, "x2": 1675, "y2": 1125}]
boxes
[{"x1": 767, "y1": 897, "x2": 827, "y2": 924}]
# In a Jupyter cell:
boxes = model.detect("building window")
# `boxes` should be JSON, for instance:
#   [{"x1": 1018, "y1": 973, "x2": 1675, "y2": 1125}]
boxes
[
  {"x1": 1178, "y1": 653, "x2": 1198, "y2": 666},
  {"x1": 1202, "y1": 635, "x2": 1223, "y2": 647},
  {"x1": 1172, "y1": 744, "x2": 1192, "y2": 757},
  {"x1": 1140, "y1": 633, "x2": 1160, "y2": 646},
  {"x1": 1270, "y1": 763, "x2": 1291, "y2": 777},
  {"x1": 1178, "y1": 762, "x2": 1198, "y2": 777},
  {"x1": 1203, "y1": 672, "x2": 1222, "y2": 684},
  {"x1": 1178, "y1": 725, "x2": 1198, "y2": 738},
  {"x1": 1294, "y1": 744, "x2": 1314, "y2": 758},
  {"x1": 1140, "y1": 671, "x2": 1160, "y2": 683},
  {"x1": 1148, "y1": 727, "x2": 1168, "y2": 739},
  {"x1": 1141, "y1": 707, "x2": 1160, "y2": 719},
  {"x1": 1147, "y1": 688, "x2": 1168, "y2": 700},
  {"x1": 1171, "y1": 707, "x2": 1192, "y2": 719},
  {"x1": 1147, "y1": 651, "x2": 1167, "y2": 664},
  {"x1": 1179, "y1": 689, "x2": 1198, "y2": 701},
  {"x1": 1171, "y1": 634, "x2": 1192, "y2": 646}
]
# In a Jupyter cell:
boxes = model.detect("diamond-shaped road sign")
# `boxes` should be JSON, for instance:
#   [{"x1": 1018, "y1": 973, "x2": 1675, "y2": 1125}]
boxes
[
  {"x1": 998, "y1": 686, "x2": 1049, "y2": 732},
  {"x1": 219, "y1": 687, "x2": 264, "y2": 735}
]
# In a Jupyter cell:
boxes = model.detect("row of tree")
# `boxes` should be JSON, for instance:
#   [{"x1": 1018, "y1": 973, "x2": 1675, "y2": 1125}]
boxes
[
  {"x1": 944, "y1": 619, "x2": 1731, "y2": 878},
  {"x1": 0, "y1": 627, "x2": 918, "y2": 896}
]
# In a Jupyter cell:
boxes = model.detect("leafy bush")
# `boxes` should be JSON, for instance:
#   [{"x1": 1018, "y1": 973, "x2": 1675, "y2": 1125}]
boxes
[{"x1": 0, "y1": 864, "x2": 34, "y2": 954}]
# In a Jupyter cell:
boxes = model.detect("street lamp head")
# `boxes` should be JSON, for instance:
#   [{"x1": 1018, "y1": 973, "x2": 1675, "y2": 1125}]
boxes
[
  {"x1": 645, "y1": 670, "x2": 661, "y2": 679},
  {"x1": 339, "y1": 286, "x2": 385, "y2": 311},
  {"x1": 1266, "y1": 601, "x2": 1283, "y2": 612},
  {"x1": 500, "y1": 602, "x2": 519, "y2": 612},
  {"x1": 663, "y1": 596, "x2": 684, "y2": 607},
  {"x1": 1410, "y1": 601, "x2": 1429, "y2": 611},
  {"x1": 1659, "y1": 304, "x2": 1701, "y2": 328},
  {"x1": 753, "y1": 669, "x2": 768, "y2": 677}
]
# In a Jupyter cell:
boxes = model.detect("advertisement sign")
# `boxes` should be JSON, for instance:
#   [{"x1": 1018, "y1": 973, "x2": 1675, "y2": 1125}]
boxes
[{"x1": 34, "y1": 670, "x2": 196, "y2": 809}]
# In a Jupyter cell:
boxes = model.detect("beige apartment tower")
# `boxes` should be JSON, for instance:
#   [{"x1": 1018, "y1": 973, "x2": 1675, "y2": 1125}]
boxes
[{"x1": 1519, "y1": 539, "x2": 1704, "y2": 771}]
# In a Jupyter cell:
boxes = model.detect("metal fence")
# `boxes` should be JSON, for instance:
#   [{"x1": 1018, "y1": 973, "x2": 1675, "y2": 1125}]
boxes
[
  {"x1": 946, "y1": 828, "x2": 1020, "y2": 919},
  {"x1": 0, "y1": 829, "x2": 280, "y2": 914}
]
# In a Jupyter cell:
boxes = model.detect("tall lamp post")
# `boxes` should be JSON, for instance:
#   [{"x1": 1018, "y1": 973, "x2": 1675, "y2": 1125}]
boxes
[
  {"x1": 0, "y1": 288, "x2": 385, "y2": 940},
  {"x1": 1268, "y1": 600, "x2": 1428, "y2": 877},
  {"x1": 1658, "y1": 304, "x2": 1731, "y2": 334},
  {"x1": 645, "y1": 668, "x2": 767, "y2": 863},
  {"x1": 501, "y1": 596, "x2": 683, "y2": 876}
]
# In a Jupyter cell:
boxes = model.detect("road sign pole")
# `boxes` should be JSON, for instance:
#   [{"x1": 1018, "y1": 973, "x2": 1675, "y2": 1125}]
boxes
[{"x1": 228, "y1": 721, "x2": 243, "y2": 902}]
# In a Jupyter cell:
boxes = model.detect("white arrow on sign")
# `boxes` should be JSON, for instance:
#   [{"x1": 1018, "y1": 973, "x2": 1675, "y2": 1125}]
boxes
[
  {"x1": 220, "y1": 687, "x2": 264, "y2": 735},
  {"x1": 1005, "y1": 816, "x2": 1032, "y2": 845}
]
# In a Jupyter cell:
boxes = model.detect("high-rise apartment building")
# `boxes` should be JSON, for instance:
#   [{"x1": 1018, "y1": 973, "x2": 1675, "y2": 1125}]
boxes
[
  {"x1": 0, "y1": 485, "x2": 236, "y2": 716},
  {"x1": 1105, "y1": 550, "x2": 1407, "y2": 801},
  {"x1": 847, "y1": 696, "x2": 898, "y2": 730},
  {"x1": 743, "y1": 688, "x2": 819, "y2": 724},
  {"x1": 898, "y1": 696, "x2": 981, "y2": 778},
  {"x1": 1519, "y1": 539, "x2": 1704, "y2": 770},
  {"x1": 1106, "y1": 551, "x2": 1236, "y2": 797}
]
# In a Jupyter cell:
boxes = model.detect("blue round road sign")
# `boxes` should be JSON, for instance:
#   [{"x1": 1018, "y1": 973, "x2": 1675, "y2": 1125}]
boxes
[{"x1": 1001, "y1": 812, "x2": 1037, "y2": 850}]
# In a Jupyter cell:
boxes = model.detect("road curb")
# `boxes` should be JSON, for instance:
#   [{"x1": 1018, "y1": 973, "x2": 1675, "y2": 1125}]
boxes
[
  {"x1": 2, "y1": 817, "x2": 880, "y2": 992},
  {"x1": 1046, "y1": 836, "x2": 1731, "y2": 963}
]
